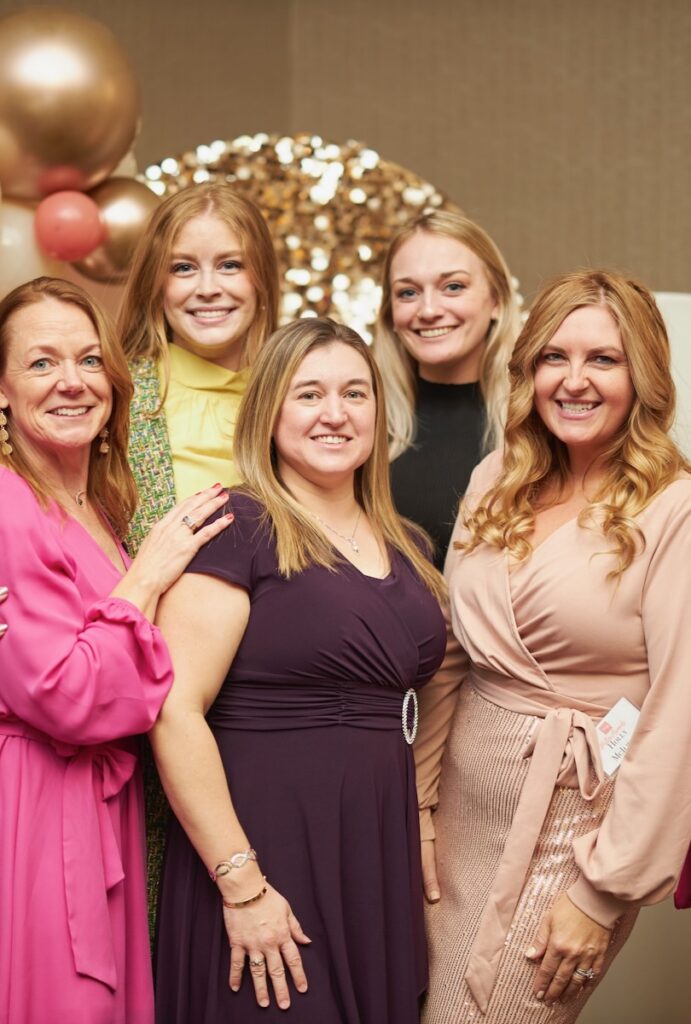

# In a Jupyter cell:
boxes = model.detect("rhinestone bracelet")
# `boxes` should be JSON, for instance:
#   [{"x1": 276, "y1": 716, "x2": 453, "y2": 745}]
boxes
[{"x1": 209, "y1": 847, "x2": 258, "y2": 881}]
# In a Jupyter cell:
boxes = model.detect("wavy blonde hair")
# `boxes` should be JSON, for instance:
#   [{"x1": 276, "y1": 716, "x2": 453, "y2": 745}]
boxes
[
  {"x1": 0, "y1": 277, "x2": 137, "y2": 537},
  {"x1": 462, "y1": 269, "x2": 689, "y2": 576},
  {"x1": 374, "y1": 210, "x2": 521, "y2": 459},
  {"x1": 234, "y1": 317, "x2": 445, "y2": 600},
  {"x1": 119, "y1": 183, "x2": 279, "y2": 386}
]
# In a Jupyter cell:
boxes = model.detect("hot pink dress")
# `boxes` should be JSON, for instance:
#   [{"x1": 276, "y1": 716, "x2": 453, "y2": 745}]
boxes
[{"x1": 0, "y1": 467, "x2": 173, "y2": 1024}]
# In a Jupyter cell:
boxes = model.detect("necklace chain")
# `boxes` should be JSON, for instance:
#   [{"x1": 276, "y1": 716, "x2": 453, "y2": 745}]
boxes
[{"x1": 311, "y1": 507, "x2": 362, "y2": 554}]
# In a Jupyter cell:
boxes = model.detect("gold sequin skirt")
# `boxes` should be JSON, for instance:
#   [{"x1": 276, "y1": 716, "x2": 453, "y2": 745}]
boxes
[{"x1": 422, "y1": 685, "x2": 638, "y2": 1024}]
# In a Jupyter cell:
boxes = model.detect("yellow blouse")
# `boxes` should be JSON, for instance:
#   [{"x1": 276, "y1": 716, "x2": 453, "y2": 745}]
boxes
[{"x1": 161, "y1": 344, "x2": 250, "y2": 500}]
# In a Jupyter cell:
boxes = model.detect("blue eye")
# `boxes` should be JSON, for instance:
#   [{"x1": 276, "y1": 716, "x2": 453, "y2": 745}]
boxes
[
  {"x1": 593, "y1": 354, "x2": 617, "y2": 365},
  {"x1": 171, "y1": 262, "x2": 194, "y2": 274},
  {"x1": 221, "y1": 260, "x2": 242, "y2": 272},
  {"x1": 82, "y1": 355, "x2": 103, "y2": 369},
  {"x1": 444, "y1": 282, "x2": 466, "y2": 293},
  {"x1": 30, "y1": 358, "x2": 50, "y2": 371},
  {"x1": 395, "y1": 288, "x2": 417, "y2": 300},
  {"x1": 541, "y1": 351, "x2": 564, "y2": 363}
]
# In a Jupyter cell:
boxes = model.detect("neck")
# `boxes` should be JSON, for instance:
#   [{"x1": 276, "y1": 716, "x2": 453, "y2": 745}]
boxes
[
  {"x1": 278, "y1": 464, "x2": 359, "y2": 521},
  {"x1": 565, "y1": 447, "x2": 609, "y2": 492},
  {"x1": 418, "y1": 352, "x2": 482, "y2": 385},
  {"x1": 27, "y1": 445, "x2": 91, "y2": 508}
]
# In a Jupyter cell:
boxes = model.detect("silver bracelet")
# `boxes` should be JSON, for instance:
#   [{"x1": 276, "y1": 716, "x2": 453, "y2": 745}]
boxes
[{"x1": 208, "y1": 848, "x2": 258, "y2": 881}]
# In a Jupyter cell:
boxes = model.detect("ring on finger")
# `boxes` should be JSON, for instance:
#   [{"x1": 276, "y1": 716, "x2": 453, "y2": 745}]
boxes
[
  {"x1": 249, "y1": 956, "x2": 266, "y2": 969},
  {"x1": 181, "y1": 514, "x2": 198, "y2": 533},
  {"x1": 573, "y1": 966, "x2": 596, "y2": 982}
]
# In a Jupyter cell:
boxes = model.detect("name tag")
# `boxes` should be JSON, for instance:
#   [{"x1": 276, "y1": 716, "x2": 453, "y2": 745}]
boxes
[{"x1": 596, "y1": 697, "x2": 641, "y2": 777}]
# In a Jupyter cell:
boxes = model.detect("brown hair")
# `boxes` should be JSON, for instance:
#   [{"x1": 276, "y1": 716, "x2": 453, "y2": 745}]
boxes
[
  {"x1": 461, "y1": 268, "x2": 690, "y2": 576},
  {"x1": 0, "y1": 277, "x2": 136, "y2": 536},
  {"x1": 234, "y1": 316, "x2": 445, "y2": 599},
  {"x1": 119, "y1": 183, "x2": 279, "y2": 376}
]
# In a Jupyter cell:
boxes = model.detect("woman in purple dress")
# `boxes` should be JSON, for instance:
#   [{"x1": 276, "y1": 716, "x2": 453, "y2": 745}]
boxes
[{"x1": 151, "y1": 317, "x2": 447, "y2": 1023}]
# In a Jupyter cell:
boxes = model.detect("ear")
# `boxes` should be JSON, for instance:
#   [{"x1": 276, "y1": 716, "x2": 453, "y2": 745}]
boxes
[{"x1": 0, "y1": 385, "x2": 9, "y2": 411}]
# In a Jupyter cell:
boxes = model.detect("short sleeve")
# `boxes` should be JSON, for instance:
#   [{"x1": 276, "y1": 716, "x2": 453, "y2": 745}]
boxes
[{"x1": 185, "y1": 491, "x2": 269, "y2": 594}]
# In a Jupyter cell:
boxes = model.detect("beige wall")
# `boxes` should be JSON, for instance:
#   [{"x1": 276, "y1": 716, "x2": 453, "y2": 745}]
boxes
[{"x1": 1, "y1": 1, "x2": 689, "y2": 1020}]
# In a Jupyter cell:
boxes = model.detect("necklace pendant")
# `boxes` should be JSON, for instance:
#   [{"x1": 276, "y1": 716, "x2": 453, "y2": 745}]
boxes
[{"x1": 350, "y1": 540, "x2": 360, "y2": 554}]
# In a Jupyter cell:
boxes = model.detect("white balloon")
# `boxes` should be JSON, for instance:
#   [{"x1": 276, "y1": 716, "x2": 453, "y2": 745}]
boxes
[{"x1": 0, "y1": 199, "x2": 63, "y2": 298}]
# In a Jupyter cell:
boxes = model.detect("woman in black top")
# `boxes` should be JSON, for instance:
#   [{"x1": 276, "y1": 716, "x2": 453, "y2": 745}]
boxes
[{"x1": 374, "y1": 211, "x2": 521, "y2": 566}]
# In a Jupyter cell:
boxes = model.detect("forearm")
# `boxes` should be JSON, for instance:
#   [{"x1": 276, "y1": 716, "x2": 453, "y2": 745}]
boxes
[{"x1": 150, "y1": 706, "x2": 263, "y2": 898}]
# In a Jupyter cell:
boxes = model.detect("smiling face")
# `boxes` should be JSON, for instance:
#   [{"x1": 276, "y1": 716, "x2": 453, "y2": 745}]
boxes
[
  {"x1": 533, "y1": 304, "x2": 635, "y2": 465},
  {"x1": 162, "y1": 213, "x2": 258, "y2": 370},
  {"x1": 0, "y1": 297, "x2": 113, "y2": 467},
  {"x1": 390, "y1": 231, "x2": 499, "y2": 383},
  {"x1": 272, "y1": 341, "x2": 376, "y2": 494}
]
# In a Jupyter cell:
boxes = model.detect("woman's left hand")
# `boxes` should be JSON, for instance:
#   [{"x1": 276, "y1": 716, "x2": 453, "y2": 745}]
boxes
[{"x1": 526, "y1": 892, "x2": 611, "y2": 1005}]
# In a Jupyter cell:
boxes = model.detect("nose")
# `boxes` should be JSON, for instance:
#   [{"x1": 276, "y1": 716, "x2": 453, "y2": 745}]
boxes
[
  {"x1": 320, "y1": 393, "x2": 348, "y2": 425},
  {"x1": 417, "y1": 287, "x2": 442, "y2": 321},
  {"x1": 196, "y1": 267, "x2": 222, "y2": 298},
  {"x1": 562, "y1": 359, "x2": 589, "y2": 392},
  {"x1": 57, "y1": 360, "x2": 86, "y2": 392}
]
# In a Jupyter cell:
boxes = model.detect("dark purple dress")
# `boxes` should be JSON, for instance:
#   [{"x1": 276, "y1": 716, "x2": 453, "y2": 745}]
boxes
[{"x1": 154, "y1": 493, "x2": 446, "y2": 1024}]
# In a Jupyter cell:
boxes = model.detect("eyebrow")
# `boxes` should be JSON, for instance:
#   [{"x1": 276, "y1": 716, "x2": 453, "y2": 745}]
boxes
[
  {"x1": 392, "y1": 268, "x2": 472, "y2": 285},
  {"x1": 170, "y1": 250, "x2": 243, "y2": 261},
  {"x1": 290, "y1": 376, "x2": 372, "y2": 390},
  {"x1": 24, "y1": 342, "x2": 101, "y2": 358}
]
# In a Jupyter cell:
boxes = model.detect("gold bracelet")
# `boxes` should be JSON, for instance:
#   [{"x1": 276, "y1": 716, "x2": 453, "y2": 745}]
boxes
[{"x1": 221, "y1": 877, "x2": 268, "y2": 910}]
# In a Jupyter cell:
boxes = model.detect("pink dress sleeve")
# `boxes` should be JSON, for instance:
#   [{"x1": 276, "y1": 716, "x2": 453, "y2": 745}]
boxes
[
  {"x1": 0, "y1": 469, "x2": 173, "y2": 745},
  {"x1": 569, "y1": 483, "x2": 691, "y2": 926},
  {"x1": 415, "y1": 451, "x2": 502, "y2": 840}
]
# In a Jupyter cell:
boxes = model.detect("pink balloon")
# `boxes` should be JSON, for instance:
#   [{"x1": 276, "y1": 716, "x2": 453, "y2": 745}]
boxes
[{"x1": 34, "y1": 191, "x2": 105, "y2": 261}]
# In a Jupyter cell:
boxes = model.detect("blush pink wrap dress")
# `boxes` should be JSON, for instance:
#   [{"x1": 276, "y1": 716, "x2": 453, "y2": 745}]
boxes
[
  {"x1": 0, "y1": 467, "x2": 173, "y2": 1024},
  {"x1": 415, "y1": 451, "x2": 691, "y2": 1023}
]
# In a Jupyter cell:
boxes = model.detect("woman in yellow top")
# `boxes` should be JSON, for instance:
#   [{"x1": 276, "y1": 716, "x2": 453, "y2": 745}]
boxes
[
  {"x1": 118, "y1": 182, "x2": 280, "y2": 921},
  {"x1": 120, "y1": 183, "x2": 280, "y2": 552}
]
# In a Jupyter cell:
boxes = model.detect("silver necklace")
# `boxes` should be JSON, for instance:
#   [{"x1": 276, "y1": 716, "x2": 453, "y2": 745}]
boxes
[{"x1": 311, "y1": 507, "x2": 362, "y2": 554}]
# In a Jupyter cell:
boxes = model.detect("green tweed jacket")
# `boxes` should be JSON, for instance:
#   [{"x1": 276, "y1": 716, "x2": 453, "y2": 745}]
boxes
[{"x1": 127, "y1": 358, "x2": 177, "y2": 937}]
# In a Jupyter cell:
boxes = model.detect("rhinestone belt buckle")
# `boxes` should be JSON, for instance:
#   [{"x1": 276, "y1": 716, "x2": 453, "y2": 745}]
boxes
[{"x1": 402, "y1": 688, "x2": 419, "y2": 745}]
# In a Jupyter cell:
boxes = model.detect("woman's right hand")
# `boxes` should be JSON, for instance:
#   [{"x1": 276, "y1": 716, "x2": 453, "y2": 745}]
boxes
[
  {"x1": 422, "y1": 839, "x2": 441, "y2": 903},
  {"x1": 224, "y1": 883, "x2": 311, "y2": 1009},
  {"x1": 115, "y1": 485, "x2": 232, "y2": 616}
]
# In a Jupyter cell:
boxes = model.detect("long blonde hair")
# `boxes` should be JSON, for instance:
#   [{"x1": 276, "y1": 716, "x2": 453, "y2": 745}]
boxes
[
  {"x1": 374, "y1": 210, "x2": 521, "y2": 458},
  {"x1": 119, "y1": 183, "x2": 279, "y2": 379},
  {"x1": 234, "y1": 317, "x2": 445, "y2": 600},
  {"x1": 0, "y1": 277, "x2": 137, "y2": 537},
  {"x1": 462, "y1": 269, "x2": 690, "y2": 576}
]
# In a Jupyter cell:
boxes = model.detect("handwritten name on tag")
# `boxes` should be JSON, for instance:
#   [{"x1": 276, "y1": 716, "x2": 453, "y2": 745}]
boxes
[{"x1": 596, "y1": 697, "x2": 641, "y2": 777}]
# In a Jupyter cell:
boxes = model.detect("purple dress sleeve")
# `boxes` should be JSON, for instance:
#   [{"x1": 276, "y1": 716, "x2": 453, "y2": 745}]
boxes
[
  {"x1": 184, "y1": 490, "x2": 265, "y2": 591},
  {"x1": 0, "y1": 468, "x2": 173, "y2": 745}
]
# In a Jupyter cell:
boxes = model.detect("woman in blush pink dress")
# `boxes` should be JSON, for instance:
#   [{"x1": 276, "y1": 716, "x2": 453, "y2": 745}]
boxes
[
  {"x1": 0, "y1": 277, "x2": 231, "y2": 1024},
  {"x1": 415, "y1": 270, "x2": 691, "y2": 1023}
]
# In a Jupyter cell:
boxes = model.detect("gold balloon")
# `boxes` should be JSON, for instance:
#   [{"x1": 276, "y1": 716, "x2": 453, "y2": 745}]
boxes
[
  {"x1": 0, "y1": 9, "x2": 139, "y2": 200},
  {"x1": 73, "y1": 178, "x2": 160, "y2": 284},
  {"x1": 0, "y1": 198, "x2": 64, "y2": 298}
]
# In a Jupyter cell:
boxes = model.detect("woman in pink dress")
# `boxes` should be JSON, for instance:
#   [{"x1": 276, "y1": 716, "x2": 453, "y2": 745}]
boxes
[
  {"x1": 0, "y1": 277, "x2": 231, "y2": 1024},
  {"x1": 415, "y1": 269, "x2": 691, "y2": 1022}
]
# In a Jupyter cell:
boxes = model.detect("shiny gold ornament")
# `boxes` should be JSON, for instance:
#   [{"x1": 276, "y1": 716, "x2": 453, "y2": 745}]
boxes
[
  {"x1": 73, "y1": 178, "x2": 161, "y2": 284},
  {"x1": 0, "y1": 409, "x2": 12, "y2": 457},
  {"x1": 142, "y1": 134, "x2": 461, "y2": 340},
  {"x1": 0, "y1": 8, "x2": 139, "y2": 200}
]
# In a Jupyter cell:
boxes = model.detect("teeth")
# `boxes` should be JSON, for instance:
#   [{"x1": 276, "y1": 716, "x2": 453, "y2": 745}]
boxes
[
  {"x1": 51, "y1": 407, "x2": 89, "y2": 417},
  {"x1": 313, "y1": 435, "x2": 348, "y2": 444},
  {"x1": 418, "y1": 327, "x2": 453, "y2": 338},
  {"x1": 559, "y1": 401, "x2": 597, "y2": 412},
  {"x1": 191, "y1": 309, "x2": 229, "y2": 319}
]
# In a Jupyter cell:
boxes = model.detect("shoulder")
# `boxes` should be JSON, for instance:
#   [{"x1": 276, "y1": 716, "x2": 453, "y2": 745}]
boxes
[
  {"x1": 198, "y1": 490, "x2": 270, "y2": 552},
  {"x1": 0, "y1": 468, "x2": 45, "y2": 526},
  {"x1": 639, "y1": 476, "x2": 691, "y2": 537},
  {"x1": 466, "y1": 449, "x2": 504, "y2": 500}
]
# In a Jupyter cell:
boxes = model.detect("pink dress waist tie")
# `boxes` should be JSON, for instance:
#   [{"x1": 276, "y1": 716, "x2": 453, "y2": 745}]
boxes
[
  {"x1": 463, "y1": 666, "x2": 609, "y2": 1014},
  {"x1": 0, "y1": 717, "x2": 137, "y2": 991}
]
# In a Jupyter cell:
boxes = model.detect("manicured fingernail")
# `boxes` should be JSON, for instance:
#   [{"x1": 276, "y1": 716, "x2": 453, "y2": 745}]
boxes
[
  {"x1": 212, "y1": 481, "x2": 221, "y2": 487},
  {"x1": 260, "y1": 999, "x2": 269, "y2": 1008},
  {"x1": 0, "y1": 624, "x2": 7, "y2": 637},
  {"x1": 525, "y1": 947, "x2": 536, "y2": 959},
  {"x1": 536, "y1": 991, "x2": 544, "y2": 1001},
  {"x1": 298, "y1": 984, "x2": 308, "y2": 992},
  {"x1": 429, "y1": 889, "x2": 441, "y2": 902},
  {"x1": 0, "y1": 586, "x2": 8, "y2": 599},
  {"x1": 225, "y1": 513, "x2": 234, "y2": 521},
  {"x1": 279, "y1": 1000, "x2": 290, "y2": 1009}
]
